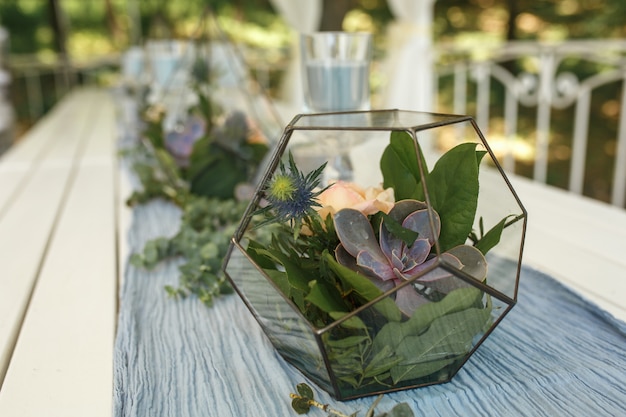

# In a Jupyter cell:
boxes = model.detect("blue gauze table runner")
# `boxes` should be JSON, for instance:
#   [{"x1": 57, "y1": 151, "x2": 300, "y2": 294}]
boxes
[{"x1": 113, "y1": 198, "x2": 626, "y2": 417}]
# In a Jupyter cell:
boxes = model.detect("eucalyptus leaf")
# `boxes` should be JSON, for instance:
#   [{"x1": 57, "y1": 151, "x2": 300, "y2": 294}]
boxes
[
  {"x1": 199, "y1": 242, "x2": 219, "y2": 259},
  {"x1": 296, "y1": 383, "x2": 315, "y2": 400},
  {"x1": 376, "y1": 403, "x2": 415, "y2": 417},
  {"x1": 291, "y1": 397, "x2": 311, "y2": 414}
]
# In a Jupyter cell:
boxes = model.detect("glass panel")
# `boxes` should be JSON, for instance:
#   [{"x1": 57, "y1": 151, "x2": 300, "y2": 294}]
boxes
[
  {"x1": 292, "y1": 110, "x2": 470, "y2": 131},
  {"x1": 321, "y1": 267, "x2": 494, "y2": 400},
  {"x1": 225, "y1": 244, "x2": 333, "y2": 392}
]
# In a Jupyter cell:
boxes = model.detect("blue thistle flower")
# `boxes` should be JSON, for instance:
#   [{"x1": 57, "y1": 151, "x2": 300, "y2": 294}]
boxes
[{"x1": 257, "y1": 152, "x2": 327, "y2": 228}]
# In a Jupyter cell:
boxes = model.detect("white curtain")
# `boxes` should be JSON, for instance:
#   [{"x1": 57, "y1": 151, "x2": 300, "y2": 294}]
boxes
[
  {"x1": 269, "y1": 0, "x2": 322, "y2": 111},
  {"x1": 382, "y1": 0, "x2": 437, "y2": 112}
]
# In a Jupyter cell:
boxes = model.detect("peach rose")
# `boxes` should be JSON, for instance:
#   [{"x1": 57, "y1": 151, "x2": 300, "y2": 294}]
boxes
[{"x1": 316, "y1": 181, "x2": 395, "y2": 219}]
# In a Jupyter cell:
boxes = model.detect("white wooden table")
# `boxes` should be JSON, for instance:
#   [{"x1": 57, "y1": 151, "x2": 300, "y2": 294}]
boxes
[
  {"x1": 0, "y1": 88, "x2": 120, "y2": 416},
  {"x1": 0, "y1": 88, "x2": 624, "y2": 416}
]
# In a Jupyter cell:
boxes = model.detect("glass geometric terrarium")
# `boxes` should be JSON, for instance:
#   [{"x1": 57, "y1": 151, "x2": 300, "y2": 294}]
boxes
[{"x1": 224, "y1": 109, "x2": 527, "y2": 400}]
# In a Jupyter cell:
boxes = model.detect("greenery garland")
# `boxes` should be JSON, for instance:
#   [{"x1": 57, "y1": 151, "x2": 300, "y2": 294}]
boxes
[{"x1": 125, "y1": 78, "x2": 269, "y2": 306}]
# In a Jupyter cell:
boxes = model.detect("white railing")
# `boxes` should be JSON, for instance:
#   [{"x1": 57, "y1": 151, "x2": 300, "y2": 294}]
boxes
[
  {"x1": 6, "y1": 40, "x2": 626, "y2": 208},
  {"x1": 434, "y1": 39, "x2": 626, "y2": 208}
]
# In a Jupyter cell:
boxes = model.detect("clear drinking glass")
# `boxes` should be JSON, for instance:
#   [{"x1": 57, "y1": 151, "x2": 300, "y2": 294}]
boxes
[
  {"x1": 300, "y1": 32, "x2": 373, "y2": 181},
  {"x1": 301, "y1": 32, "x2": 372, "y2": 112}
]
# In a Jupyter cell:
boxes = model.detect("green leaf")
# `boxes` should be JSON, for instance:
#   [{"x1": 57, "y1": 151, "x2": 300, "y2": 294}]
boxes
[
  {"x1": 372, "y1": 287, "x2": 484, "y2": 353},
  {"x1": 418, "y1": 143, "x2": 482, "y2": 252},
  {"x1": 474, "y1": 215, "x2": 515, "y2": 255},
  {"x1": 328, "y1": 312, "x2": 368, "y2": 330},
  {"x1": 263, "y1": 269, "x2": 291, "y2": 298},
  {"x1": 143, "y1": 241, "x2": 159, "y2": 265},
  {"x1": 363, "y1": 345, "x2": 403, "y2": 379},
  {"x1": 325, "y1": 335, "x2": 370, "y2": 349},
  {"x1": 378, "y1": 403, "x2": 415, "y2": 417},
  {"x1": 380, "y1": 131, "x2": 427, "y2": 200},
  {"x1": 255, "y1": 248, "x2": 313, "y2": 292},
  {"x1": 389, "y1": 306, "x2": 491, "y2": 383},
  {"x1": 154, "y1": 148, "x2": 183, "y2": 183},
  {"x1": 380, "y1": 212, "x2": 419, "y2": 246},
  {"x1": 199, "y1": 242, "x2": 219, "y2": 259},
  {"x1": 245, "y1": 241, "x2": 279, "y2": 270},
  {"x1": 291, "y1": 397, "x2": 311, "y2": 414},
  {"x1": 296, "y1": 383, "x2": 315, "y2": 400},
  {"x1": 323, "y1": 252, "x2": 402, "y2": 322},
  {"x1": 306, "y1": 280, "x2": 348, "y2": 313},
  {"x1": 370, "y1": 287, "x2": 486, "y2": 383},
  {"x1": 190, "y1": 157, "x2": 246, "y2": 199}
]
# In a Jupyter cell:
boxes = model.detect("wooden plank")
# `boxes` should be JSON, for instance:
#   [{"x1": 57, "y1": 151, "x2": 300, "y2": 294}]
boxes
[
  {"x1": 0, "y1": 167, "x2": 117, "y2": 415},
  {"x1": 0, "y1": 95, "x2": 76, "y2": 218},
  {"x1": 0, "y1": 90, "x2": 117, "y2": 415},
  {"x1": 0, "y1": 91, "x2": 96, "y2": 384}
]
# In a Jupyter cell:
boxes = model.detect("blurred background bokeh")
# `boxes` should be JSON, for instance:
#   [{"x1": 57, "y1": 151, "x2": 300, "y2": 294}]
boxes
[{"x1": 1, "y1": 0, "x2": 625, "y2": 206}]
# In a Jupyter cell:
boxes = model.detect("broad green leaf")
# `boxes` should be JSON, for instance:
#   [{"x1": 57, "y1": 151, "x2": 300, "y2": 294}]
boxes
[
  {"x1": 263, "y1": 269, "x2": 290, "y2": 297},
  {"x1": 305, "y1": 280, "x2": 348, "y2": 313},
  {"x1": 389, "y1": 306, "x2": 491, "y2": 383},
  {"x1": 323, "y1": 252, "x2": 402, "y2": 322},
  {"x1": 417, "y1": 143, "x2": 482, "y2": 252},
  {"x1": 380, "y1": 131, "x2": 427, "y2": 200},
  {"x1": 245, "y1": 241, "x2": 279, "y2": 270},
  {"x1": 372, "y1": 287, "x2": 484, "y2": 354},
  {"x1": 190, "y1": 157, "x2": 246, "y2": 199},
  {"x1": 255, "y1": 248, "x2": 313, "y2": 292},
  {"x1": 363, "y1": 345, "x2": 403, "y2": 378},
  {"x1": 390, "y1": 356, "x2": 458, "y2": 385},
  {"x1": 474, "y1": 215, "x2": 515, "y2": 255}
]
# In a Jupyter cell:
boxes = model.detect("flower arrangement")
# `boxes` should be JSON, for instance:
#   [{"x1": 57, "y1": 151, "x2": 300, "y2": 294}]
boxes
[{"x1": 225, "y1": 112, "x2": 526, "y2": 400}]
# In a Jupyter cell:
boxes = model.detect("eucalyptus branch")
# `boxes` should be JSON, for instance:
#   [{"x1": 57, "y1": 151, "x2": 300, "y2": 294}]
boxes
[
  {"x1": 289, "y1": 383, "x2": 413, "y2": 417},
  {"x1": 289, "y1": 392, "x2": 355, "y2": 417}
]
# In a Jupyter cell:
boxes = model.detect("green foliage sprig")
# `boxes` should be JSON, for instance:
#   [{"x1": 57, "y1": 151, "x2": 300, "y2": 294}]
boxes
[
  {"x1": 130, "y1": 195, "x2": 248, "y2": 306},
  {"x1": 289, "y1": 383, "x2": 414, "y2": 417},
  {"x1": 125, "y1": 80, "x2": 270, "y2": 306}
]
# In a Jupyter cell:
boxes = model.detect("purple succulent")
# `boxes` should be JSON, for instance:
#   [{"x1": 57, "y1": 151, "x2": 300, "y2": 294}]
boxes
[
  {"x1": 334, "y1": 200, "x2": 487, "y2": 316},
  {"x1": 165, "y1": 114, "x2": 206, "y2": 166}
]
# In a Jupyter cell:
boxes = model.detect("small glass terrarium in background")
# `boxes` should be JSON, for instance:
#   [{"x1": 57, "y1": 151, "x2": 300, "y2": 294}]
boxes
[{"x1": 224, "y1": 109, "x2": 527, "y2": 400}]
